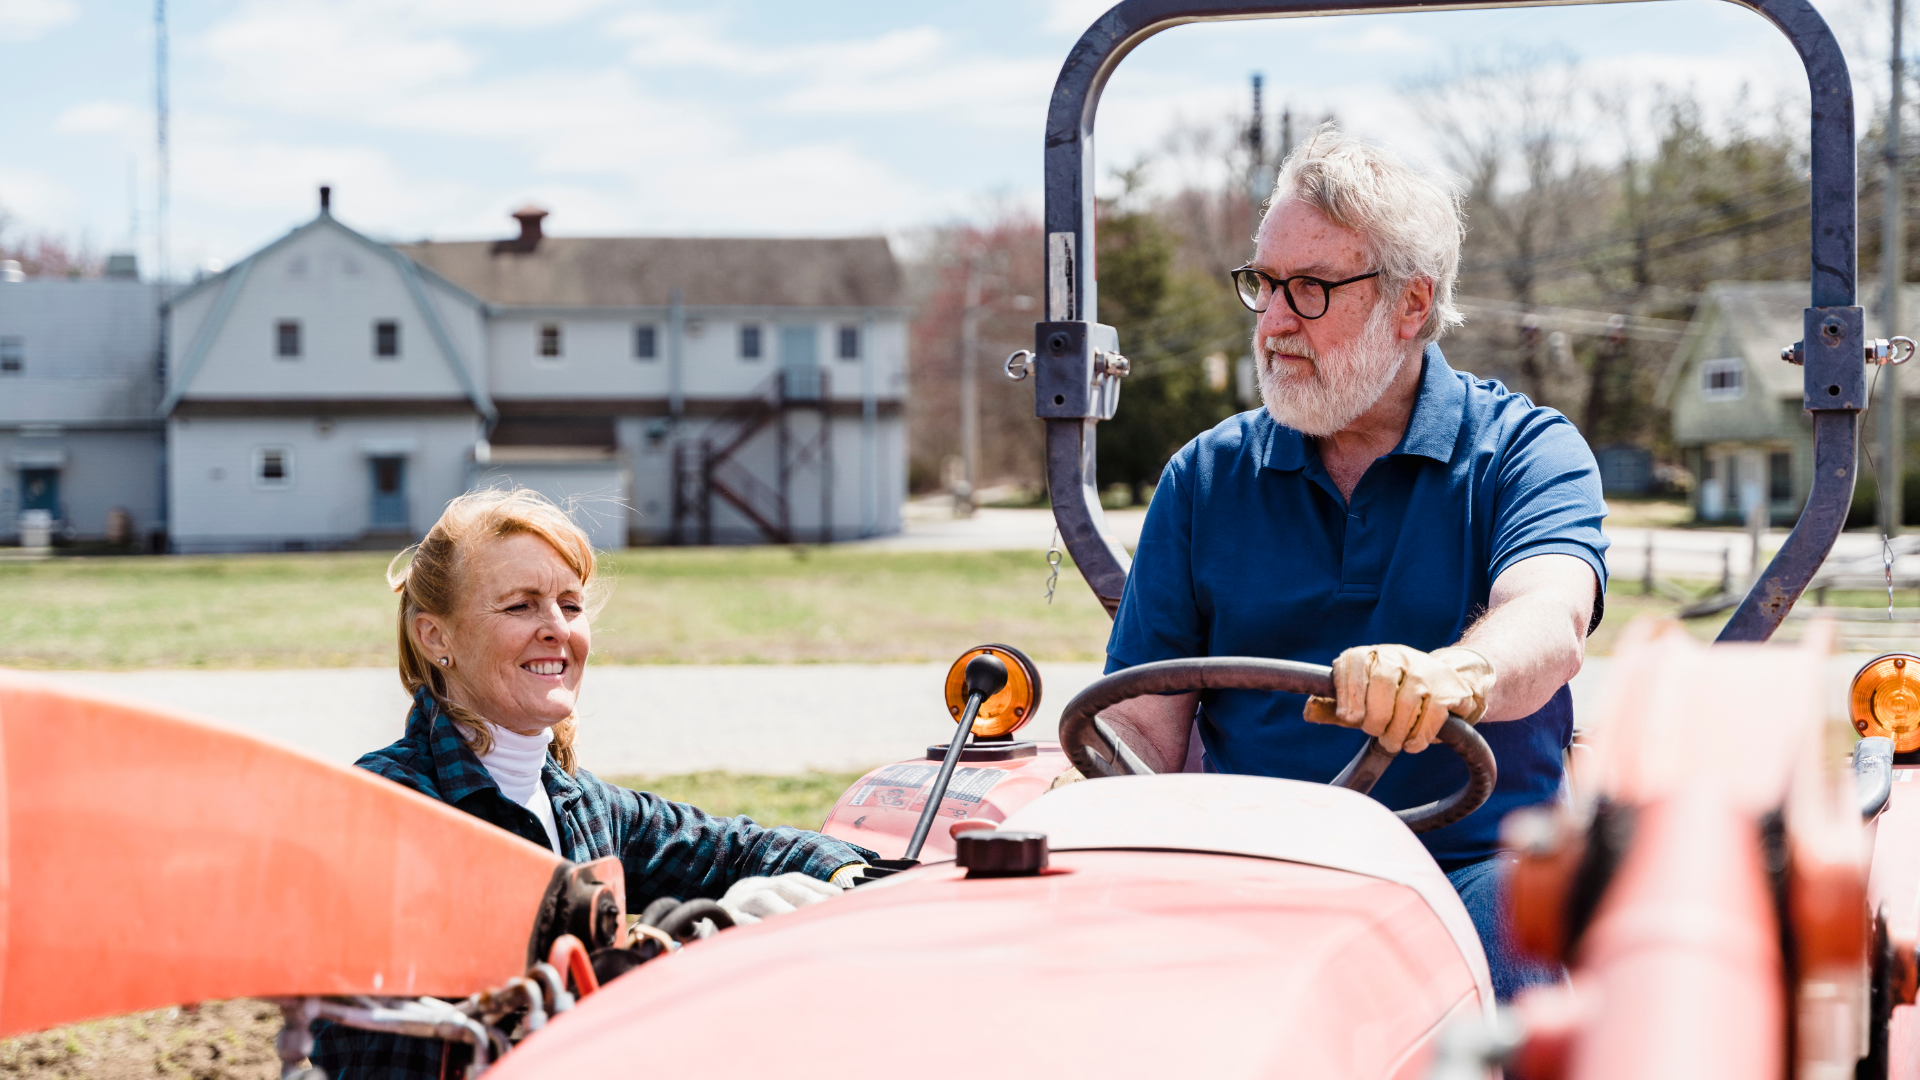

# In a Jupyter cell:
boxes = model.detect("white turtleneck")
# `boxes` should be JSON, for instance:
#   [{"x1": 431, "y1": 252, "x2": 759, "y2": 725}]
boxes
[{"x1": 478, "y1": 724, "x2": 562, "y2": 852}]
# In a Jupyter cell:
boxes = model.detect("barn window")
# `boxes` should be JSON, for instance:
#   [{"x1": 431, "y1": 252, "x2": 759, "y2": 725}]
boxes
[
  {"x1": 740, "y1": 324, "x2": 763, "y2": 360},
  {"x1": 635, "y1": 324, "x2": 658, "y2": 360},
  {"x1": 539, "y1": 323, "x2": 563, "y2": 359},
  {"x1": 1769, "y1": 451, "x2": 1792, "y2": 501},
  {"x1": 254, "y1": 447, "x2": 293, "y2": 488},
  {"x1": 0, "y1": 337, "x2": 20, "y2": 374},
  {"x1": 837, "y1": 324, "x2": 861, "y2": 360},
  {"x1": 374, "y1": 320, "x2": 400, "y2": 358},
  {"x1": 276, "y1": 320, "x2": 302, "y2": 359},
  {"x1": 1700, "y1": 357, "x2": 1744, "y2": 401}
]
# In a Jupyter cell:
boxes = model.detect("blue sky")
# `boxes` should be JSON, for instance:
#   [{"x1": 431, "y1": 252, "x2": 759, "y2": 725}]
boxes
[{"x1": 0, "y1": 0, "x2": 1882, "y2": 278}]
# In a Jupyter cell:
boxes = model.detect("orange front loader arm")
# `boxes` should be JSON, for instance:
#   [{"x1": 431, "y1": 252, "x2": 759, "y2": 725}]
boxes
[{"x1": 0, "y1": 671, "x2": 621, "y2": 1037}]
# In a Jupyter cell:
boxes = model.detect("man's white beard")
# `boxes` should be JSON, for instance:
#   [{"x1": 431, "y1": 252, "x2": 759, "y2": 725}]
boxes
[{"x1": 1256, "y1": 302, "x2": 1410, "y2": 437}]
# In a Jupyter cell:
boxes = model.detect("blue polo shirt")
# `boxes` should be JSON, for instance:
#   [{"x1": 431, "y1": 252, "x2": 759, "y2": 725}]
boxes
[{"x1": 1105, "y1": 346, "x2": 1608, "y2": 867}]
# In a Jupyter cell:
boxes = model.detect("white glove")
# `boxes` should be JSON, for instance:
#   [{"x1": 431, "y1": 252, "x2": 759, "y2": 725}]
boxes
[
  {"x1": 716, "y1": 872, "x2": 845, "y2": 926},
  {"x1": 1304, "y1": 644, "x2": 1494, "y2": 754}
]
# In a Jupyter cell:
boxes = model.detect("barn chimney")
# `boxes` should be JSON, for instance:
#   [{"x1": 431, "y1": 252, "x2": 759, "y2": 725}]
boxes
[
  {"x1": 493, "y1": 205, "x2": 548, "y2": 254},
  {"x1": 320, "y1": 185, "x2": 332, "y2": 214}
]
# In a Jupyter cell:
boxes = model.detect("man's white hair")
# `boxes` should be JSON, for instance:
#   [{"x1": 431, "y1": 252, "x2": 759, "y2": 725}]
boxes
[{"x1": 1268, "y1": 123, "x2": 1465, "y2": 346}]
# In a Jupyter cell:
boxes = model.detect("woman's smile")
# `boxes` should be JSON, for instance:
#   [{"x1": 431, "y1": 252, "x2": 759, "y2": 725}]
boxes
[{"x1": 521, "y1": 658, "x2": 569, "y2": 678}]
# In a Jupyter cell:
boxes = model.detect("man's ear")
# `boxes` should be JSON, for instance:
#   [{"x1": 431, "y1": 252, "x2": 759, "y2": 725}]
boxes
[
  {"x1": 1397, "y1": 277, "x2": 1435, "y2": 343},
  {"x1": 414, "y1": 612, "x2": 452, "y2": 660}
]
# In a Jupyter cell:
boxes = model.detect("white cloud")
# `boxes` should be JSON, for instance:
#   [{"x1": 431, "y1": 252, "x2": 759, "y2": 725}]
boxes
[
  {"x1": 0, "y1": 0, "x2": 75, "y2": 42},
  {"x1": 197, "y1": 0, "x2": 477, "y2": 111},
  {"x1": 609, "y1": 12, "x2": 1060, "y2": 133},
  {"x1": 0, "y1": 165, "x2": 81, "y2": 222},
  {"x1": 1045, "y1": 0, "x2": 1112, "y2": 35},
  {"x1": 1317, "y1": 25, "x2": 1430, "y2": 55},
  {"x1": 53, "y1": 101, "x2": 142, "y2": 135}
]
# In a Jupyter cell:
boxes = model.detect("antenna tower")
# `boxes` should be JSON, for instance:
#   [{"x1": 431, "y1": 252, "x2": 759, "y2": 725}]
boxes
[{"x1": 155, "y1": 0, "x2": 169, "y2": 287}]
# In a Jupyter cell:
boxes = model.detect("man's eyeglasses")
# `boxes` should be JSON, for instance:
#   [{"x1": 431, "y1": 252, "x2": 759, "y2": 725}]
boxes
[{"x1": 1229, "y1": 265, "x2": 1381, "y2": 319}]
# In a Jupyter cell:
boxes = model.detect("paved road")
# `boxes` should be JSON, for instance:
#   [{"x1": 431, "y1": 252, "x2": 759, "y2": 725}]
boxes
[
  {"x1": 30, "y1": 652, "x2": 1885, "y2": 777},
  {"x1": 33, "y1": 662, "x2": 1107, "y2": 775}
]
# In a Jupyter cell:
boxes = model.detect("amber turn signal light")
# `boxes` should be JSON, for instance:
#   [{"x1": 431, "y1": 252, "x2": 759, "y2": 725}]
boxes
[
  {"x1": 944, "y1": 644, "x2": 1043, "y2": 738},
  {"x1": 1851, "y1": 653, "x2": 1920, "y2": 751}
]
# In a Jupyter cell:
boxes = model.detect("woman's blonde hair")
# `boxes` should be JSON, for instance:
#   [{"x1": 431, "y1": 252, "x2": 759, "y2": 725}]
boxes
[{"x1": 388, "y1": 488, "x2": 598, "y2": 773}]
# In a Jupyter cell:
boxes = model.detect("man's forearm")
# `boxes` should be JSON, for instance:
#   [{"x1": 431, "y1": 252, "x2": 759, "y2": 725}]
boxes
[
  {"x1": 1093, "y1": 690, "x2": 1201, "y2": 773},
  {"x1": 1451, "y1": 553, "x2": 1595, "y2": 722}
]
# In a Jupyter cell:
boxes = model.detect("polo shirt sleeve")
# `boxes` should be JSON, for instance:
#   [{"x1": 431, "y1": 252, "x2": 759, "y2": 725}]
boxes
[
  {"x1": 1105, "y1": 449, "x2": 1205, "y2": 672},
  {"x1": 1488, "y1": 411, "x2": 1610, "y2": 630}
]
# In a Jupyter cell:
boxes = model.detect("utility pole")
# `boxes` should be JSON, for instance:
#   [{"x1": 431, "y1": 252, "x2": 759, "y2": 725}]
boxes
[
  {"x1": 1884, "y1": 0, "x2": 1907, "y2": 536},
  {"x1": 957, "y1": 250, "x2": 983, "y2": 515},
  {"x1": 1248, "y1": 74, "x2": 1266, "y2": 234}
]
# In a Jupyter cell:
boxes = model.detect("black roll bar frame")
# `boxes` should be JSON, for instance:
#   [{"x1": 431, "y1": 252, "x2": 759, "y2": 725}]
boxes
[{"x1": 1035, "y1": 0, "x2": 1862, "y2": 641}]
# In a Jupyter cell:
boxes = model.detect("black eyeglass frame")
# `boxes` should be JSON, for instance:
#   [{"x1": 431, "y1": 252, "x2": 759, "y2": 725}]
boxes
[{"x1": 1229, "y1": 265, "x2": 1381, "y2": 319}]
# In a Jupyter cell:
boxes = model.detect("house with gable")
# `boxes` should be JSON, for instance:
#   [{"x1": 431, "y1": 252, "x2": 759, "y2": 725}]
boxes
[
  {"x1": 1661, "y1": 281, "x2": 1920, "y2": 524},
  {"x1": 160, "y1": 189, "x2": 908, "y2": 552},
  {"x1": 164, "y1": 189, "x2": 494, "y2": 553}
]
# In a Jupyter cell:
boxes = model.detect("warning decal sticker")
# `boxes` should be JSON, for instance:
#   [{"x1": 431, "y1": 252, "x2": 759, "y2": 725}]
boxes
[{"x1": 847, "y1": 763, "x2": 1010, "y2": 815}]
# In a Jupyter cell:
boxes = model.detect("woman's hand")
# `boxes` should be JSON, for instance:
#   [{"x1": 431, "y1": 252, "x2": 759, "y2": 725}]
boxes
[{"x1": 716, "y1": 872, "x2": 847, "y2": 925}]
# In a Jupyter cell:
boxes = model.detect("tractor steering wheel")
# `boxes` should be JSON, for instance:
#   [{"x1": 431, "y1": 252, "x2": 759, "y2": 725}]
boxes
[{"x1": 1056, "y1": 657, "x2": 1497, "y2": 834}]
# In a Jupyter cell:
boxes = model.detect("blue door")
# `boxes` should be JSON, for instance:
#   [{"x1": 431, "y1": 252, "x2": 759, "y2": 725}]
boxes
[
  {"x1": 19, "y1": 469, "x2": 58, "y2": 515},
  {"x1": 780, "y1": 324, "x2": 820, "y2": 400},
  {"x1": 370, "y1": 457, "x2": 408, "y2": 530}
]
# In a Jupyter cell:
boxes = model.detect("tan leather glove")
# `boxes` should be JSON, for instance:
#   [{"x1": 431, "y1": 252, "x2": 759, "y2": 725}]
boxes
[{"x1": 1303, "y1": 645, "x2": 1493, "y2": 754}]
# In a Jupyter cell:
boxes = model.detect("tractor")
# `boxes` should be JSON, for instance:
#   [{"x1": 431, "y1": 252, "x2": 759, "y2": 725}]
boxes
[{"x1": 0, "y1": 1, "x2": 1913, "y2": 1078}]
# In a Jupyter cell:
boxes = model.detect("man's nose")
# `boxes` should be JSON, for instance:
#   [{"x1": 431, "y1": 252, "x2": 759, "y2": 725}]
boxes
[{"x1": 1258, "y1": 297, "x2": 1300, "y2": 341}]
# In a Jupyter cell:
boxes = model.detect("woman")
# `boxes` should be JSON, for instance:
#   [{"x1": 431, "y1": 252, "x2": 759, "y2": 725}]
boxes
[{"x1": 313, "y1": 489, "x2": 874, "y2": 1078}]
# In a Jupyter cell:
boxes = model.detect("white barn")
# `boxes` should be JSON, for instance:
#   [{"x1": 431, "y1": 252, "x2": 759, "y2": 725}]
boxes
[{"x1": 162, "y1": 192, "x2": 908, "y2": 552}]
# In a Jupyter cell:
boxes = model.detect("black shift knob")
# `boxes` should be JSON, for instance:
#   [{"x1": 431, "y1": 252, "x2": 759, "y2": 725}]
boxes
[{"x1": 963, "y1": 652, "x2": 1010, "y2": 701}]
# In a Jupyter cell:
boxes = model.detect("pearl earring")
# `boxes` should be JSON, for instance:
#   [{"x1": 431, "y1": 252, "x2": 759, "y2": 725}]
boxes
[{"x1": 437, "y1": 657, "x2": 451, "y2": 667}]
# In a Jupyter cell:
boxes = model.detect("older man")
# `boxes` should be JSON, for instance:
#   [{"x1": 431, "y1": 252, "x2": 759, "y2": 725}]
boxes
[{"x1": 1097, "y1": 126, "x2": 1606, "y2": 1000}]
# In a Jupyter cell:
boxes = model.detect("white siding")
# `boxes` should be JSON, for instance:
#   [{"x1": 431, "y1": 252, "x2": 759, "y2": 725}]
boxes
[
  {"x1": 485, "y1": 312, "x2": 909, "y2": 404},
  {"x1": 168, "y1": 413, "x2": 480, "y2": 551},
  {"x1": 468, "y1": 460, "x2": 630, "y2": 550},
  {"x1": 620, "y1": 412, "x2": 904, "y2": 543},
  {"x1": 488, "y1": 316, "x2": 670, "y2": 399},
  {"x1": 0, "y1": 279, "x2": 162, "y2": 424},
  {"x1": 0, "y1": 428, "x2": 164, "y2": 542},
  {"x1": 173, "y1": 225, "x2": 478, "y2": 402}
]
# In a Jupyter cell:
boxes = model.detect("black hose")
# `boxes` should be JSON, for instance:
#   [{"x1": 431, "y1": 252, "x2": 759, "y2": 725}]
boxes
[
  {"x1": 1055, "y1": 656, "x2": 1497, "y2": 833},
  {"x1": 655, "y1": 898, "x2": 735, "y2": 941},
  {"x1": 639, "y1": 897, "x2": 683, "y2": 928}
]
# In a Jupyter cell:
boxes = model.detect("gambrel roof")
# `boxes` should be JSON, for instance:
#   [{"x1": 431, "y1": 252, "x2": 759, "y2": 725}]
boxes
[{"x1": 161, "y1": 213, "x2": 494, "y2": 420}]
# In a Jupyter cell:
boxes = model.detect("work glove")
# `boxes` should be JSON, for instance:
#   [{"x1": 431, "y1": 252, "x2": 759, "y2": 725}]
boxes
[
  {"x1": 1303, "y1": 645, "x2": 1493, "y2": 754},
  {"x1": 716, "y1": 872, "x2": 846, "y2": 926}
]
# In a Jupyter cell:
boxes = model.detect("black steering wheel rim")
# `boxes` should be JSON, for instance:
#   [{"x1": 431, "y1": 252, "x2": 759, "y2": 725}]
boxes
[{"x1": 1056, "y1": 657, "x2": 1497, "y2": 834}]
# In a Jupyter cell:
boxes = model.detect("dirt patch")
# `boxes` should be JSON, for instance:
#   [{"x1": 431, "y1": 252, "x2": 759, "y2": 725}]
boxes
[{"x1": 0, "y1": 1000, "x2": 281, "y2": 1080}]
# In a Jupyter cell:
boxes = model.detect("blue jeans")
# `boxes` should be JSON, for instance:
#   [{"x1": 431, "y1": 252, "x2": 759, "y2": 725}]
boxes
[{"x1": 1447, "y1": 855, "x2": 1563, "y2": 1002}]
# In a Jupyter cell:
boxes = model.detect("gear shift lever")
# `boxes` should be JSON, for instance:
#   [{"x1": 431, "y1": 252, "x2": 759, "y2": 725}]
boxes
[{"x1": 901, "y1": 652, "x2": 1009, "y2": 863}]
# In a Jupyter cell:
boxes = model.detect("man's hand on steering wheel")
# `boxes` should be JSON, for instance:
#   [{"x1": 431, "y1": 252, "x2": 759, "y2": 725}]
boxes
[{"x1": 1305, "y1": 645, "x2": 1494, "y2": 754}]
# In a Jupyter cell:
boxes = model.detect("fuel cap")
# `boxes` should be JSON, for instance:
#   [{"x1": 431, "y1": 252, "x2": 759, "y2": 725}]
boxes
[{"x1": 956, "y1": 830, "x2": 1049, "y2": 878}]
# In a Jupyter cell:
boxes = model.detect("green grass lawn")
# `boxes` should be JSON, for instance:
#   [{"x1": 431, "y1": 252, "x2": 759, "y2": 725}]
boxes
[
  {"x1": 608, "y1": 769, "x2": 868, "y2": 830},
  {"x1": 4, "y1": 541, "x2": 1907, "y2": 671},
  {"x1": 0, "y1": 546, "x2": 1112, "y2": 670}
]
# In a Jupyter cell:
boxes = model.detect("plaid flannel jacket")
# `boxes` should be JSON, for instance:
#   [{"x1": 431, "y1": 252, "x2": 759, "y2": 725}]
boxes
[{"x1": 312, "y1": 687, "x2": 875, "y2": 1079}]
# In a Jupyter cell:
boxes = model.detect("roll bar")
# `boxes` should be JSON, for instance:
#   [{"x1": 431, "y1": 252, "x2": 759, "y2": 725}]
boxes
[{"x1": 1036, "y1": 0, "x2": 1861, "y2": 639}]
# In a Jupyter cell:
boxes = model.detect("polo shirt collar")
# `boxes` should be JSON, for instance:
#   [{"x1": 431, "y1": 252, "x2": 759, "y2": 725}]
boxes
[{"x1": 1258, "y1": 343, "x2": 1464, "y2": 471}]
